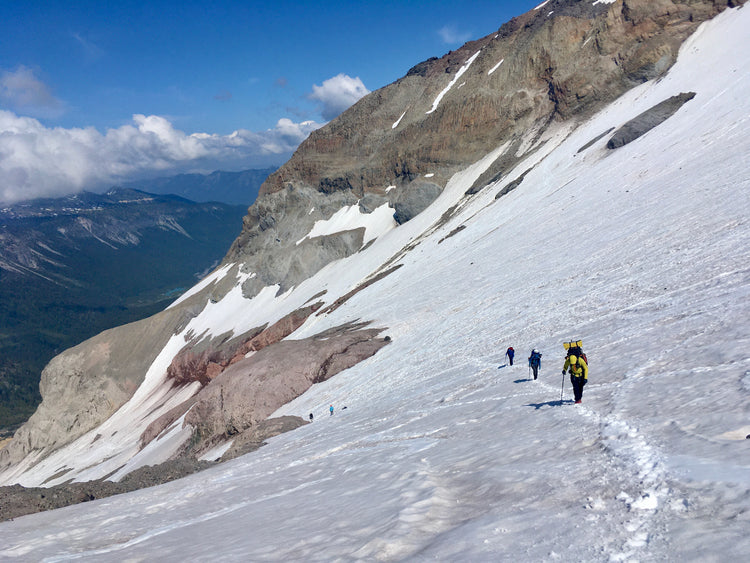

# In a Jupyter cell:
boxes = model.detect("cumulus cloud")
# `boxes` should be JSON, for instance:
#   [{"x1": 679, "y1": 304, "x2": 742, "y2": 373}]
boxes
[
  {"x1": 308, "y1": 74, "x2": 369, "y2": 121},
  {"x1": 0, "y1": 110, "x2": 322, "y2": 203},
  {"x1": 0, "y1": 66, "x2": 65, "y2": 118},
  {"x1": 438, "y1": 25, "x2": 472, "y2": 45}
]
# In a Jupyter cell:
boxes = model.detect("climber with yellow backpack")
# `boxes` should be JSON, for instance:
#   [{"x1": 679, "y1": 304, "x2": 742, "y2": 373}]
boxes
[{"x1": 562, "y1": 340, "x2": 588, "y2": 404}]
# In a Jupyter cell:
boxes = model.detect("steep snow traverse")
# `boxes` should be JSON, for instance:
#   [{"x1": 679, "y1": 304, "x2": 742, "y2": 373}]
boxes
[{"x1": 1, "y1": 3, "x2": 749, "y2": 562}]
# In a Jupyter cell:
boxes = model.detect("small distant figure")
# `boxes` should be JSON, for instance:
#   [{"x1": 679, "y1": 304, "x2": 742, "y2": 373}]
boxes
[
  {"x1": 562, "y1": 342, "x2": 588, "y2": 403},
  {"x1": 528, "y1": 349, "x2": 542, "y2": 380},
  {"x1": 309, "y1": 413, "x2": 314, "y2": 422},
  {"x1": 329, "y1": 404, "x2": 334, "y2": 416},
  {"x1": 505, "y1": 347, "x2": 515, "y2": 366}
]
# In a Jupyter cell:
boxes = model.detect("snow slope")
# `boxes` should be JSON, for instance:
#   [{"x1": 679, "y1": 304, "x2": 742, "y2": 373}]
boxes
[{"x1": 2, "y1": 6, "x2": 750, "y2": 561}]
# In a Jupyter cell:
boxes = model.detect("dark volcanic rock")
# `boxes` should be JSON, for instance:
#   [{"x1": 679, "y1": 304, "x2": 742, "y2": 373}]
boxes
[
  {"x1": 0, "y1": 457, "x2": 216, "y2": 522},
  {"x1": 407, "y1": 57, "x2": 439, "y2": 77},
  {"x1": 578, "y1": 127, "x2": 616, "y2": 153},
  {"x1": 359, "y1": 193, "x2": 389, "y2": 214},
  {"x1": 495, "y1": 169, "x2": 532, "y2": 200},
  {"x1": 607, "y1": 92, "x2": 697, "y2": 149},
  {"x1": 392, "y1": 181, "x2": 442, "y2": 224},
  {"x1": 165, "y1": 303, "x2": 323, "y2": 388}
]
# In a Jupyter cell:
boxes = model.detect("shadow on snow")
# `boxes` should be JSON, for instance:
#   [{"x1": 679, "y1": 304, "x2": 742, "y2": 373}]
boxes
[{"x1": 524, "y1": 399, "x2": 573, "y2": 409}]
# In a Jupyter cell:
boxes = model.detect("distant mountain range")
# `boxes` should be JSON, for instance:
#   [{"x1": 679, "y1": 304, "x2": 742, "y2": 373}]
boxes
[
  {"x1": 118, "y1": 168, "x2": 276, "y2": 205},
  {"x1": 0, "y1": 187, "x2": 247, "y2": 429}
]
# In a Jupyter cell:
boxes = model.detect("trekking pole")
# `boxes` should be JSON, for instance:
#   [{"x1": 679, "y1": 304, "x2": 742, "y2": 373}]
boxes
[{"x1": 560, "y1": 369, "x2": 565, "y2": 402}]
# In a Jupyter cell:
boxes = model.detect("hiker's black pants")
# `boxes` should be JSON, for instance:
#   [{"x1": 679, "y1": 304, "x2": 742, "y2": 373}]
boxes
[
  {"x1": 531, "y1": 365, "x2": 539, "y2": 379},
  {"x1": 571, "y1": 375, "x2": 586, "y2": 401}
]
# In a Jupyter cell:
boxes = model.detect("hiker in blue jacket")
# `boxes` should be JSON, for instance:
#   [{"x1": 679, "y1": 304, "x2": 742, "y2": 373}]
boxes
[
  {"x1": 528, "y1": 349, "x2": 542, "y2": 380},
  {"x1": 505, "y1": 347, "x2": 515, "y2": 366}
]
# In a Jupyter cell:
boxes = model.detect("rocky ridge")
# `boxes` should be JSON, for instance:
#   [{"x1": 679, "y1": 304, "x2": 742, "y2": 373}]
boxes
[{"x1": 226, "y1": 0, "x2": 740, "y2": 298}]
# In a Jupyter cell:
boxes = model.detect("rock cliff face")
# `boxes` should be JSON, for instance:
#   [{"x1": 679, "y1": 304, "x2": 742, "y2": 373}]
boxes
[
  {"x1": 226, "y1": 0, "x2": 741, "y2": 297},
  {"x1": 0, "y1": 306, "x2": 192, "y2": 469},
  {"x1": 0, "y1": 0, "x2": 743, "y2": 486}
]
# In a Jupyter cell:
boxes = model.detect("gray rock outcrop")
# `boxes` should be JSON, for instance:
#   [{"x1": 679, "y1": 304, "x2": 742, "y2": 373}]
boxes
[
  {"x1": 227, "y1": 184, "x2": 370, "y2": 299},
  {"x1": 392, "y1": 180, "x2": 442, "y2": 225},
  {"x1": 607, "y1": 92, "x2": 697, "y2": 149},
  {"x1": 359, "y1": 193, "x2": 388, "y2": 214}
]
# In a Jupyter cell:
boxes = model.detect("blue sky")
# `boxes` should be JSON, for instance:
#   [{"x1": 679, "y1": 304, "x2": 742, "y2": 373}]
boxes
[{"x1": 0, "y1": 0, "x2": 540, "y2": 202}]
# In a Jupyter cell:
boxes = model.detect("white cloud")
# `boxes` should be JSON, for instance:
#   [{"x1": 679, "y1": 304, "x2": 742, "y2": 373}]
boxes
[
  {"x1": 308, "y1": 74, "x2": 369, "y2": 121},
  {"x1": 0, "y1": 66, "x2": 65, "y2": 118},
  {"x1": 438, "y1": 25, "x2": 472, "y2": 45},
  {"x1": 0, "y1": 110, "x2": 322, "y2": 203}
]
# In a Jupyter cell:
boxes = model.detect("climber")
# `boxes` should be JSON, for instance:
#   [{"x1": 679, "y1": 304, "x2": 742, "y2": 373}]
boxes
[
  {"x1": 562, "y1": 353, "x2": 588, "y2": 403},
  {"x1": 528, "y1": 349, "x2": 542, "y2": 380},
  {"x1": 505, "y1": 346, "x2": 515, "y2": 366}
]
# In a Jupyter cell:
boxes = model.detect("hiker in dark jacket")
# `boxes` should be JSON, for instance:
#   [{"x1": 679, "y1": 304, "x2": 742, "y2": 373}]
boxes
[
  {"x1": 528, "y1": 349, "x2": 542, "y2": 380},
  {"x1": 505, "y1": 347, "x2": 515, "y2": 366}
]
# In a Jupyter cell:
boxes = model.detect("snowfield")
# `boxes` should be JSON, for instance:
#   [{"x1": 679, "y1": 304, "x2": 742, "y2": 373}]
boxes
[{"x1": 1, "y1": 6, "x2": 750, "y2": 561}]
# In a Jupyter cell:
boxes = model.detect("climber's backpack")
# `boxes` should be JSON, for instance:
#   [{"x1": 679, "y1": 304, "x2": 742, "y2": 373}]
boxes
[{"x1": 564, "y1": 340, "x2": 588, "y2": 365}]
